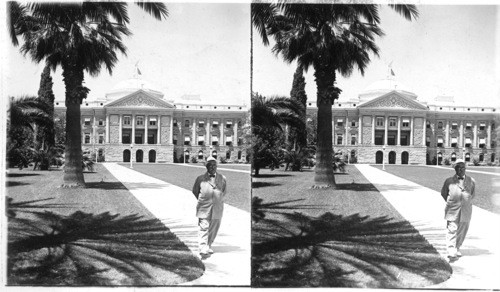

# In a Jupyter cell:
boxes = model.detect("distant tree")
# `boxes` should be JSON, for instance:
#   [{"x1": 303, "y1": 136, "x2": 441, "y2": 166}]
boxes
[
  {"x1": 289, "y1": 65, "x2": 307, "y2": 150},
  {"x1": 306, "y1": 112, "x2": 318, "y2": 146},
  {"x1": 36, "y1": 64, "x2": 55, "y2": 150}
]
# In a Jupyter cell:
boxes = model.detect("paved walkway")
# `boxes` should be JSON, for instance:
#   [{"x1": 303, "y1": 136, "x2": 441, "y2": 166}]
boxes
[
  {"x1": 102, "y1": 163, "x2": 250, "y2": 286},
  {"x1": 356, "y1": 164, "x2": 500, "y2": 289}
]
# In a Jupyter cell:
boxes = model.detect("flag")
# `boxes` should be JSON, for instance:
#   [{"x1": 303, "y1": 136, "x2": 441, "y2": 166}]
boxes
[{"x1": 390, "y1": 69, "x2": 395, "y2": 76}]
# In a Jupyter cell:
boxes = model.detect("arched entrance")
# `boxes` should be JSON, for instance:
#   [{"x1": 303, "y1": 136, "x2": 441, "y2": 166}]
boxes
[
  {"x1": 184, "y1": 150, "x2": 190, "y2": 163},
  {"x1": 226, "y1": 150, "x2": 231, "y2": 160},
  {"x1": 389, "y1": 151, "x2": 396, "y2": 164},
  {"x1": 238, "y1": 150, "x2": 242, "y2": 160},
  {"x1": 401, "y1": 151, "x2": 409, "y2": 164},
  {"x1": 198, "y1": 150, "x2": 204, "y2": 160},
  {"x1": 465, "y1": 152, "x2": 470, "y2": 162},
  {"x1": 123, "y1": 149, "x2": 131, "y2": 162},
  {"x1": 149, "y1": 150, "x2": 156, "y2": 163},
  {"x1": 376, "y1": 151, "x2": 383, "y2": 164},
  {"x1": 492, "y1": 153, "x2": 496, "y2": 163},
  {"x1": 136, "y1": 150, "x2": 143, "y2": 163},
  {"x1": 451, "y1": 152, "x2": 456, "y2": 162},
  {"x1": 212, "y1": 150, "x2": 217, "y2": 159},
  {"x1": 437, "y1": 152, "x2": 442, "y2": 165}
]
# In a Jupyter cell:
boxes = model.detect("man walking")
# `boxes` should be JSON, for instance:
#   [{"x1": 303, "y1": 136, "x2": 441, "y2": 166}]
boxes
[
  {"x1": 192, "y1": 156, "x2": 227, "y2": 257},
  {"x1": 441, "y1": 159, "x2": 476, "y2": 261}
]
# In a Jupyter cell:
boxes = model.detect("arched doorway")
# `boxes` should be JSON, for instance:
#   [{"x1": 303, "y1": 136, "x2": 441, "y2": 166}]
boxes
[
  {"x1": 149, "y1": 150, "x2": 156, "y2": 163},
  {"x1": 492, "y1": 153, "x2": 496, "y2": 163},
  {"x1": 437, "y1": 152, "x2": 442, "y2": 165},
  {"x1": 389, "y1": 151, "x2": 396, "y2": 164},
  {"x1": 123, "y1": 149, "x2": 131, "y2": 162},
  {"x1": 198, "y1": 150, "x2": 204, "y2": 160},
  {"x1": 136, "y1": 150, "x2": 143, "y2": 163},
  {"x1": 212, "y1": 150, "x2": 217, "y2": 159},
  {"x1": 226, "y1": 150, "x2": 231, "y2": 160},
  {"x1": 465, "y1": 152, "x2": 470, "y2": 162},
  {"x1": 401, "y1": 151, "x2": 409, "y2": 165},
  {"x1": 184, "y1": 150, "x2": 190, "y2": 163},
  {"x1": 238, "y1": 150, "x2": 242, "y2": 160},
  {"x1": 376, "y1": 151, "x2": 383, "y2": 164},
  {"x1": 451, "y1": 152, "x2": 456, "y2": 162},
  {"x1": 479, "y1": 153, "x2": 484, "y2": 162}
]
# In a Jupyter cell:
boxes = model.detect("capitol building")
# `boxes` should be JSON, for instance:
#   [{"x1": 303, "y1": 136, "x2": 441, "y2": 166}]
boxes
[
  {"x1": 54, "y1": 74, "x2": 248, "y2": 164},
  {"x1": 306, "y1": 72, "x2": 499, "y2": 165}
]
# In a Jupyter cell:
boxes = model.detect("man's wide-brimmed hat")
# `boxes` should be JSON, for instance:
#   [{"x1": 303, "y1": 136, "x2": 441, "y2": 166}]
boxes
[
  {"x1": 206, "y1": 156, "x2": 217, "y2": 163},
  {"x1": 454, "y1": 159, "x2": 465, "y2": 165}
]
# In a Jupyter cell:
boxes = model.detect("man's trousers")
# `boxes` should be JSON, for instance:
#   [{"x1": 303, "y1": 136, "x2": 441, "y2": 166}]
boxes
[
  {"x1": 446, "y1": 220, "x2": 470, "y2": 256},
  {"x1": 198, "y1": 218, "x2": 221, "y2": 253}
]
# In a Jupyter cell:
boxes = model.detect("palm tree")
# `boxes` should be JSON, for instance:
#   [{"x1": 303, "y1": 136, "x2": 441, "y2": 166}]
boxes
[
  {"x1": 9, "y1": 2, "x2": 168, "y2": 187},
  {"x1": 252, "y1": 3, "x2": 418, "y2": 188}
]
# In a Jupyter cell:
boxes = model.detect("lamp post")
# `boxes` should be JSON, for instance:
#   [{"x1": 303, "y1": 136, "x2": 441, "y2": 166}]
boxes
[
  {"x1": 382, "y1": 145, "x2": 386, "y2": 171},
  {"x1": 130, "y1": 143, "x2": 133, "y2": 168}
]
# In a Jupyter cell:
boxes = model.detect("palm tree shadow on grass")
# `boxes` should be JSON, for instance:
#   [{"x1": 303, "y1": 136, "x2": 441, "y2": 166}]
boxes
[
  {"x1": 7, "y1": 198, "x2": 204, "y2": 286},
  {"x1": 252, "y1": 197, "x2": 451, "y2": 288}
]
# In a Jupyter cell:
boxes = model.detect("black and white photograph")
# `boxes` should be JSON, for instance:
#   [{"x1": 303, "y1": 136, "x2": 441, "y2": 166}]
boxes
[{"x1": 1, "y1": 0, "x2": 500, "y2": 290}]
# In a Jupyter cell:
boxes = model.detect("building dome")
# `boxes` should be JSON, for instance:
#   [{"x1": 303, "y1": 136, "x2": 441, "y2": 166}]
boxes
[
  {"x1": 358, "y1": 69, "x2": 417, "y2": 102},
  {"x1": 106, "y1": 76, "x2": 164, "y2": 100}
]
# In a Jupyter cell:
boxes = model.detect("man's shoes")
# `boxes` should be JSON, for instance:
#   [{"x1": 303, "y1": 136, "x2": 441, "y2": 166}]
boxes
[
  {"x1": 456, "y1": 250, "x2": 462, "y2": 257},
  {"x1": 199, "y1": 247, "x2": 210, "y2": 256},
  {"x1": 208, "y1": 248, "x2": 214, "y2": 254}
]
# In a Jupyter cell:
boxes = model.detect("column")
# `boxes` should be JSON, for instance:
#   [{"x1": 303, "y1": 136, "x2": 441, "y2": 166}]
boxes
[
  {"x1": 192, "y1": 118, "x2": 197, "y2": 146},
  {"x1": 234, "y1": 119, "x2": 238, "y2": 146},
  {"x1": 397, "y1": 116, "x2": 401, "y2": 146},
  {"x1": 206, "y1": 118, "x2": 210, "y2": 146},
  {"x1": 410, "y1": 116, "x2": 414, "y2": 146},
  {"x1": 119, "y1": 114, "x2": 122, "y2": 144},
  {"x1": 158, "y1": 115, "x2": 163, "y2": 145},
  {"x1": 459, "y1": 121, "x2": 464, "y2": 147},
  {"x1": 445, "y1": 120, "x2": 450, "y2": 147},
  {"x1": 384, "y1": 116, "x2": 388, "y2": 145},
  {"x1": 132, "y1": 115, "x2": 135, "y2": 145},
  {"x1": 423, "y1": 117, "x2": 427, "y2": 146},
  {"x1": 358, "y1": 115, "x2": 362, "y2": 145},
  {"x1": 372, "y1": 116, "x2": 375, "y2": 145},
  {"x1": 345, "y1": 116, "x2": 349, "y2": 146},
  {"x1": 145, "y1": 115, "x2": 149, "y2": 144},
  {"x1": 220, "y1": 119, "x2": 224, "y2": 146},
  {"x1": 106, "y1": 114, "x2": 110, "y2": 144},
  {"x1": 473, "y1": 121, "x2": 477, "y2": 148},
  {"x1": 487, "y1": 121, "x2": 492, "y2": 149}
]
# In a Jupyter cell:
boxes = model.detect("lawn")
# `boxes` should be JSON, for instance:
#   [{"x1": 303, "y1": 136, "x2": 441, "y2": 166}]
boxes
[
  {"x1": 5, "y1": 164, "x2": 204, "y2": 286},
  {"x1": 371, "y1": 165, "x2": 500, "y2": 214},
  {"x1": 251, "y1": 166, "x2": 451, "y2": 288},
  {"x1": 121, "y1": 163, "x2": 251, "y2": 212}
]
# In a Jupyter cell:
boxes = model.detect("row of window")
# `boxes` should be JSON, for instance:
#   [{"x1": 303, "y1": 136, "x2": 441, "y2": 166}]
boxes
[
  {"x1": 333, "y1": 117, "x2": 411, "y2": 128},
  {"x1": 173, "y1": 134, "x2": 238, "y2": 146},
  {"x1": 84, "y1": 133, "x2": 105, "y2": 144},
  {"x1": 173, "y1": 119, "x2": 238, "y2": 129},
  {"x1": 428, "y1": 121, "x2": 491, "y2": 131},
  {"x1": 82, "y1": 117, "x2": 240, "y2": 128},
  {"x1": 437, "y1": 152, "x2": 495, "y2": 163},
  {"x1": 427, "y1": 136, "x2": 489, "y2": 148}
]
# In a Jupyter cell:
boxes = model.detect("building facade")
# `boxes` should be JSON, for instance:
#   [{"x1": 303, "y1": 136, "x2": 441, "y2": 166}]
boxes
[
  {"x1": 55, "y1": 76, "x2": 248, "y2": 164},
  {"x1": 306, "y1": 75, "x2": 499, "y2": 165}
]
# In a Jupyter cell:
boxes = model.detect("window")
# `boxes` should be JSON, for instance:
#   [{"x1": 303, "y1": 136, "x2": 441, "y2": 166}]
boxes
[
  {"x1": 84, "y1": 133, "x2": 90, "y2": 144},
  {"x1": 198, "y1": 120, "x2": 205, "y2": 128},
  {"x1": 198, "y1": 135, "x2": 205, "y2": 146},
  {"x1": 388, "y1": 135, "x2": 396, "y2": 146},
  {"x1": 173, "y1": 135, "x2": 178, "y2": 145},
  {"x1": 212, "y1": 120, "x2": 219, "y2": 128},
  {"x1": 351, "y1": 120, "x2": 356, "y2": 127},
  {"x1": 123, "y1": 116, "x2": 131, "y2": 125},
  {"x1": 226, "y1": 120, "x2": 232, "y2": 129},
  {"x1": 426, "y1": 121, "x2": 431, "y2": 129},
  {"x1": 402, "y1": 118, "x2": 410, "y2": 128},
  {"x1": 479, "y1": 138, "x2": 486, "y2": 148},
  {"x1": 98, "y1": 119, "x2": 104, "y2": 126},
  {"x1": 148, "y1": 134, "x2": 155, "y2": 144},
  {"x1": 122, "y1": 133, "x2": 131, "y2": 144},
  {"x1": 184, "y1": 119, "x2": 190, "y2": 127},
  {"x1": 336, "y1": 134, "x2": 343, "y2": 145},
  {"x1": 400, "y1": 134, "x2": 408, "y2": 146},
  {"x1": 389, "y1": 118, "x2": 397, "y2": 127},
  {"x1": 479, "y1": 122, "x2": 486, "y2": 131},
  {"x1": 184, "y1": 136, "x2": 191, "y2": 146},
  {"x1": 351, "y1": 136, "x2": 356, "y2": 145},
  {"x1": 437, "y1": 137, "x2": 443, "y2": 147},
  {"x1": 337, "y1": 119, "x2": 344, "y2": 127},
  {"x1": 149, "y1": 117, "x2": 157, "y2": 126},
  {"x1": 451, "y1": 137, "x2": 458, "y2": 148},
  {"x1": 212, "y1": 151, "x2": 218, "y2": 159},
  {"x1": 135, "y1": 133, "x2": 143, "y2": 144},
  {"x1": 426, "y1": 136, "x2": 430, "y2": 147},
  {"x1": 375, "y1": 134, "x2": 384, "y2": 145},
  {"x1": 136, "y1": 116, "x2": 144, "y2": 126},
  {"x1": 479, "y1": 153, "x2": 484, "y2": 162},
  {"x1": 465, "y1": 153, "x2": 471, "y2": 162},
  {"x1": 451, "y1": 152, "x2": 456, "y2": 162},
  {"x1": 198, "y1": 150, "x2": 204, "y2": 159},
  {"x1": 226, "y1": 135, "x2": 232, "y2": 146},
  {"x1": 451, "y1": 122, "x2": 458, "y2": 130},
  {"x1": 465, "y1": 137, "x2": 471, "y2": 147},
  {"x1": 376, "y1": 117, "x2": 384, "y2": 127},
  {"x1": 173, "y1": 119, "x2": 178, "y2": 127},
  {"x1": 212, "y1": 135, "x2": 219, "y2": 146},
  {"x1": 465, "y1": 122, "x2": 472, "y2": 130},
  {"x1": 226, "y1": 151, "x2": 231, "y2": 159},
  {"x1": 98, "y1": 134, "x2": 104, "y2": 144},
  {"x1": 84, "y1": 118, "x2": 91, "y2": 126},
  {"x1": 437, "y1": 121, "x2": 443, "y2": 129}
]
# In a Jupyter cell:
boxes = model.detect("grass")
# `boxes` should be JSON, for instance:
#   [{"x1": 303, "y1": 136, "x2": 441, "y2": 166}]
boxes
[
  {"x1": 5, "y1": 164, "x2": 204, "y2": 286},
  {"x1": 372, "y1": 165, "x2": 500, "y2": 214},
  {"x1": 252, "y1": 166, "x2": 452, "y2": 288},
  {"x1": 121, "y1": 163, "x2": 251, "y2": 212}
]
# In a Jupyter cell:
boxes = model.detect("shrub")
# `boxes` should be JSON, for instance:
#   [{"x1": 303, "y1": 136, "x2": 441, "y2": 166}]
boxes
[
  {"x1": 444, "y1": 158, "x2": 451, "y2": 166},
  {"x1": 219, "y1": 157, "x2": 227, "y2": 164},
  {"x1": 190, "y1": 156, "x2": 198, "y2": 163},
  {"x1": 472, "y1": 158, "x2": 480, "y2": 166}
]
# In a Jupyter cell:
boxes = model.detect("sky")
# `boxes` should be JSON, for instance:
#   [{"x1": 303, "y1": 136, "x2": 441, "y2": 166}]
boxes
[
  {"x1": 253, "y1": 5, "x2": 500, "y2": 107},
  {"x1": 3, "y1": 3, "x2": 250, "y2": 106}
]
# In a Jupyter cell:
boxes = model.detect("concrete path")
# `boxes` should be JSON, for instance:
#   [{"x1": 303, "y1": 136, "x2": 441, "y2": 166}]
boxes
[
  {"x1": 102, "y1": 163, "x2": 250, "y2": 286},
  {"x1": 356, "y1": 164, "x2": 500, "y2": 289}
]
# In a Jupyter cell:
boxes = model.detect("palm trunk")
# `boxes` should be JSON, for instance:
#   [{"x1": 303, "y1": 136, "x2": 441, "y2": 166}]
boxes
[
  {"x1": 313, "y1": 61, "x2": 336, "y2": 188},
  {"x1": 61, "y1": 64, "x2": 87, "y2": 187}
]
